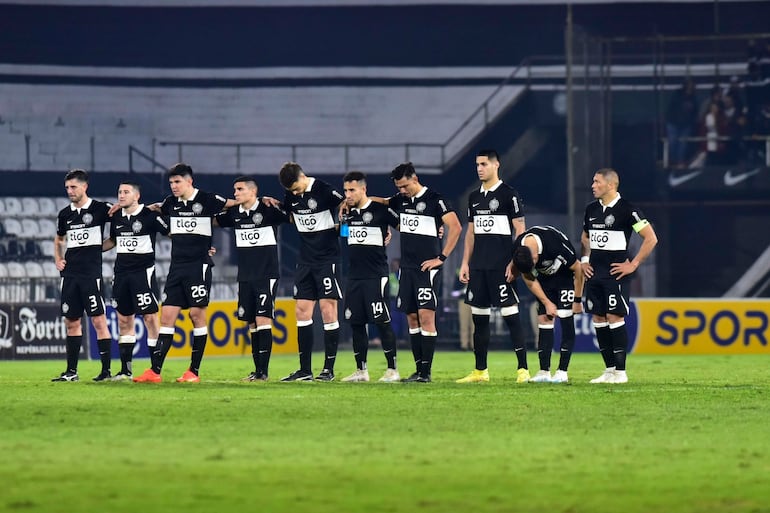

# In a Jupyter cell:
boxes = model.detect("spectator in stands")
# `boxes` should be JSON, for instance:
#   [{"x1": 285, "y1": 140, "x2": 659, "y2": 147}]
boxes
[
  {"x1": 665, "y1": 78, "x2": 698, "y2": 168},
  {"x1": 214, "y1": 176, "x2": 290, "y2": 382},
  {"x1": 722, "y1": 93, "x2": 747, "y2": 165},
  {"x1": 701, "y1": 101, "x2": 730, "y2": 166},
  {"x1": 133, "y1": 163, "x2": 240, "y2": 383},
  {"x1": 102, "y1": 181, "x2": 169, "y2": 381},
  {"x1": 698, "y1": 84, "x2": 722, "y2": 120},
  {"x1": 51, "y1": 169, "x2": 113, "y2": 382},
  {"x1": 749, "y1": 100, "x2": 770, "y2": 165}
]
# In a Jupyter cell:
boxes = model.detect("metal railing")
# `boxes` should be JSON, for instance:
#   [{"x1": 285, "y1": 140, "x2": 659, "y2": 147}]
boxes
[
  {"x1": 661, "y1": 135, "x2": 770, "y2": 168},
  {"x1": 150, "y1": 58, "x2": 537, "y2": 174}
]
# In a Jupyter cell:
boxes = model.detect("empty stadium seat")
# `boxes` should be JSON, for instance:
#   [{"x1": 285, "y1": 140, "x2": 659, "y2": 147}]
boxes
[
  {"x1": 0, "y1": 262, "x2": 8, "y2": 278},
  {"x1": 156, "y1": 239, "x2": 172, "y2": 260},
  {"x1": 38, "y1": 197, "x2": 58, "y2": 217},
  {"x1": 7, "y1": 262, "x2": 26, "y2": 277},
  {"x1": 4, "y1": 197, "x2": 22, "y2": 215},
  {"x1": 0, "y1": 198, "x2": 6, "y2": 216},
  {"x1": 42, "y1": 261, "x2": 60, "y2": 278},
  {"x1": 25, "y1": 262, "x2": 44, "y2": 278},
  {"x1": 20, "y1": 218, "x2": 39, "y2": 238},
  {"x1": 39, "y1": 240, "x2": 56, "y2": 258},
  {"x1": 3, "y1": 219, "x2": 23, "y2": 237},
  {"x1": 55, "y1": 197, "x2": 70, "y2": 211},
  {"x1": 37, "y1": 219, "x2": 58, "y2": 238},
  {"x1": 21, "y1": 198, "x2": 40, "y2": 217},
  {"x1": 102, "y1": 262, "x2": 113, "y2": 279}
]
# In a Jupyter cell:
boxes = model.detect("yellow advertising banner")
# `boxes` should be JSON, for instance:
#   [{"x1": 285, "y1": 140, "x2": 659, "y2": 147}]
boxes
[
  {"x1": 166, "y1": 298, "x2": 297, "y2": 358},
  {"x1": 633, "y1": 299, "x2": 770, "y2": 354}
]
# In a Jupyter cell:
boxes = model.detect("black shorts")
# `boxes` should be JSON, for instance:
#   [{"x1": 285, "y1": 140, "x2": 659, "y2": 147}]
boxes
[
  {"x1": 465, "y1": 268, "x2": 518, "y2": 308},
  {"x1": 238, "y1": 278, "x2": 279, "y2": 321},
  {"x1": 344, "y1": 277, "x2": 391, "y2": 324},
  {"x1": 162, "y1": 261, "x2": 213, "y2": 309},
  {"x1": 112, "y1": 267, "x2": 160, "y2": 316},
  {"x1": 397, "y1": 267, "x2": 441, "y2": 314},
  {"x1": 293, "y1": 263, "x2": 342, "y2": 301},
  {"x1": 584, "y1": 277, "x2": 630, "y2": 317},
  {"x1": 61, "y1": 276, "x2": 106, "y2": 318},
  {"x1": 537, "y1": 273, "x2": 575, "y2": 317}
]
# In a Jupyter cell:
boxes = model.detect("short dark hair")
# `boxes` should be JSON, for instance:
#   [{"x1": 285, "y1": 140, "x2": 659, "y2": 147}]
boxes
[
  {"x1": 279, "y1": 162, "x2": 303, "y2": 189},
  {"x1": 167, "y1": 163, "x2": 193, "y2": 179},
  {"x1": 119, "y1": 181, "x2": 141, "y2": 193},
  {"x1": 65, "y1": 169, "x2": 89, "y2": 183},
  {"x1": 233, "y1": 176, "x2": 258, "y2": 189},
  {"x1": 390, "y1": 162, "x2": 416, "y2": 181},
  {"x1": 512, "y1": 245, "x2": 534, "y2": 275},
  {"x1": 477, "y1": 149, "x2": 500, "y2": 162},
  {"x1": 343, "y1": 171, "x2": 367, "y2": 184}
]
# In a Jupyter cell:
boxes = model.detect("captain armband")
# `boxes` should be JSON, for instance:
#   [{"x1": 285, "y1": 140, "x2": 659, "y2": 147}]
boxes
[{"x1": 632, "y1": 219, "x2": 650, "y2": 233}]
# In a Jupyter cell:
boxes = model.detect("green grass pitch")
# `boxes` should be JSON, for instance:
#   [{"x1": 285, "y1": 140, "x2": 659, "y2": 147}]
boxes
[{"x1": 1, "y1": 352, "x2": 768, "y2": 513}]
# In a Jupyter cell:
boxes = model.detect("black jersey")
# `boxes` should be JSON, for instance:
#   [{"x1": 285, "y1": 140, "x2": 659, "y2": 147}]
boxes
[
  {"x1": 161, "y1": 189, "x2": 227, "y2": 265},
  {"x1": 467, "y1": 181, "x2": 524, "y2": 270},
  {"x1": 583, "y1": 194, "x2": 650, "y2": 279},
  {"x1": 282, "y1": 177, "x2": 344, "y2": 265},
  {"x1": 56, "y1": 198, "x2": 111, "y2": 279},
  {"x1": 388, "y1": 187, "x2": 454, "y2": 269},
  {"x1": 514, "y1": 225, "x2": 577, "y2": 279},
  {"x1": 346, "y1": 200, "x2": 400, "y2": 279},
  {"x1": 110, "y1": 205, "x2": 170, "y2": 274},
  {"x1": 215, "y1": 201, "x2": 290, "y2": 281}
]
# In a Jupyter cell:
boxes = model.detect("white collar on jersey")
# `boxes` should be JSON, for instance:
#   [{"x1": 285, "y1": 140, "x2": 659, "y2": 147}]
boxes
[
  {"x1": 122, "y1": 204, "x2": 144, "y2": 218},
  {"x1": 70, "y1": 198, "x2": 93, "y2": 211},
  {"x1": 239, "y1": 200, "x2": 258, "y2": 214},
  {"x1": 413, "y1": 186, "x2": 428, "y2": 199},
  {"x1": 599, "y1": 192, "x2": 621, "y2": 209},
  {"x1": 180, "y1": 188, "x2": 200, "y2": 205},
  {"x1": 352, "y1": 199, "x2": 372, "y2": 214},
  {"x1": 304, "y1": 177, "x2": 316, "y2": 193},
  {"x1": 479, "y1": 180, "x2": 503, "y2": 194},
  {"x1": 521, "y1": 233, "x2": 543, "y2": 255}
]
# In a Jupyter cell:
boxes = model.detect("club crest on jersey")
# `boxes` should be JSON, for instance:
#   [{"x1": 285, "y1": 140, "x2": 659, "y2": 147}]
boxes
[
  {"x1": 307, "y1": 198, "x2": 318, "y2": 210},
  {"x1": 489, "y1": 198, "x2": 500, "y2": 212},
  {"x1": 605, "y1": 214, "x2": 615, "y2": 227},
  {"x1": 362, "y1": 212, "x2": 373, "y2": 224},
  {"x1": 82, "y1": 213, "x2": 93, "y2": 225},
  {"x1": 416, "y1": 202, "x2": 426, "y2": 213},
  {"x1": 132, "y1": 220, "x2": 143, "y2": 233},
  {"x1": 192, "y1": 203, "x2": 203, "y2": 215},
  {"x1": 253, "y1": 213, "x2": 263, "y2": 225}
]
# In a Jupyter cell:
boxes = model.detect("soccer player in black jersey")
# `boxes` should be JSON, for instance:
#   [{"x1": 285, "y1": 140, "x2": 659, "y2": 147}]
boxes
[
  {"x1": 52, "y1": 169, "x2": 113, "y2": 382},
  {"x1": 456, "y1": 150, "x2": 530, "y2": 384},
  {"x1": 387, "y1": 163, "x2": 462, "y2": 382},
  {"x1": 215, "y1": 176, "x2": 289, "y2": 382},
  {"x1": 134, "y1": 163, "x2": 240, "y2": 383},
  {"x1": 581, "y1": 168, "x2": 658, "y2": 384},
  {"x1": 339, "y1": 171, "x2": 401, "y2": 383},
  {"x1": 278, "y1": 162, "x2": 345, "y2": 382},
  {"x1": 102, "y1": 181, "x2": 169, "y2": 381},
  {"x1": 512, "y1": 225, "x2": 585, "y2": 384}
]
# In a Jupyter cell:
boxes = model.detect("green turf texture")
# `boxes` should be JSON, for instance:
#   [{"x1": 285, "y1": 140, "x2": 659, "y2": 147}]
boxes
[{"x1": 1, "y1": 352, "x2": 768, "y2": 513}]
